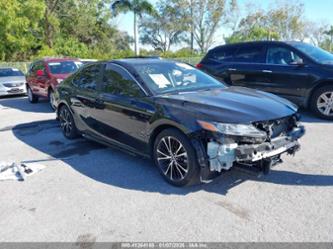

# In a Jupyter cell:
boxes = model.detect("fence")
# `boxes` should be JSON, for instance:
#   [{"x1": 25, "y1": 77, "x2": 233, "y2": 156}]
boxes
[{"x1": 0, "y1": 57, "x2": 202, "y2": 74}]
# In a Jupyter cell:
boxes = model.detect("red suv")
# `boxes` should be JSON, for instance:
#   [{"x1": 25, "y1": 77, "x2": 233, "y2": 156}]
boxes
[{"x1": 26, "y1": 58, "x2": 83, "y2": 109}]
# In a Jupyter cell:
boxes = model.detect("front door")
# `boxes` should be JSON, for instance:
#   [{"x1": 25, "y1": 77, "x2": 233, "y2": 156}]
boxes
[
  {"x1": 93, "y1": 63, "x2": 155, "y2": 152},
  {"x1": 262, "y1": 45, "x2": 315, "y2": 104}
]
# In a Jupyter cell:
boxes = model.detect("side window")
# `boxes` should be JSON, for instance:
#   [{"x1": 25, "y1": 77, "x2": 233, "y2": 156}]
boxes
[
  {"x1": 210, "y1": 47, "x2": 236, "y2": 62},
  {"x1": 73, "y1": 64, "x2": 102, "y2": 90},
  {"x1": 30, "y1": 62, "x2": 44, "y2": 74},
  {"x1": 233, "y1": 45, "x2": 266, "y2": 63},
  {"x1": 266, "y1": 46, "x2": 302, "y2": 65},
  {"x1": 102, "y1": 64, "x2": 144, "y2": 97}
]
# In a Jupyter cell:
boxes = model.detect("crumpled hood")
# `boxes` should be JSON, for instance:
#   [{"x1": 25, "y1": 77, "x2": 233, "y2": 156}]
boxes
[
  {"x1": 0, "y1": 76, "x2": 26, "y2": 84},
  {"x1": 155, "y1": 87, "x2": 298, "y2": 123}
]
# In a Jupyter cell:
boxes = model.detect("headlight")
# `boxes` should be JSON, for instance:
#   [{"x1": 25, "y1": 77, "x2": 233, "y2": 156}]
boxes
[{"x1": 198, "y1": 120, "x2": 267, "y2": 138}]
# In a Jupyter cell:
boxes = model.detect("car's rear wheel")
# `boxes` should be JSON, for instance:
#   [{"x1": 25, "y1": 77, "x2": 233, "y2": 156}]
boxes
[
  {"x1": 48, "y1": 89, "x2": 56, "y2": 110},
  {"x1": 59, "y1": 105, "x2": 79, "y2": 139},
  {"x1": 27, "y1": 86, "x2": 38, "y2": 103},
  {"x1": 310, "y1": 85, "x2": 333, "y2": 120},
  {"x1": 153, "y1": 128, "x2": 200, "y2": 187}
]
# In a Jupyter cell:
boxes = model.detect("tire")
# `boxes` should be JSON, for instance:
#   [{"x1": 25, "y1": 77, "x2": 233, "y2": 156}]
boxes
[
  {"x1": 58, "y1": 105, "x2": 79, "y2": 139},
  {"x1": 153, "y1": 128, "x2": 200, "y2": 187},
  {"x1": 310, "y1": 85, "x2": 333, "y2": 120},
  {"x1": 27, "y1": 86, "x2": 38, "y2": 103},
  {"x1": 48, "y1": 89, "x2": 56, "y2": 110}
]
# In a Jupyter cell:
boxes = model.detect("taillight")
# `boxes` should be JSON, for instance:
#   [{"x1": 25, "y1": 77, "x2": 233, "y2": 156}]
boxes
[{"x1": 196, "y1": 63, "x2": 203, "y2": 69}]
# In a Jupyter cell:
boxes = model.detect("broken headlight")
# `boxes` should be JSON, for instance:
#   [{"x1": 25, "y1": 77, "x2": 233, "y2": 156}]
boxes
[{"x1": 198, "y1": 120, "x2": 267, "y2": 139}]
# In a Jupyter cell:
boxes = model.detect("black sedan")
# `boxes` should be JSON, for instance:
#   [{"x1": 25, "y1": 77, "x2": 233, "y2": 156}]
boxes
[
  {"x1": 55, "y1": 59, "x2": 305, "y2": 186},
  {"x1": 198, "y1": 41, "x2": 333, "y2": 120}
]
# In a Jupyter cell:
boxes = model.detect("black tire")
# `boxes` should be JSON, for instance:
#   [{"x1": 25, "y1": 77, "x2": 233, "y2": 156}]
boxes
[
  {"x1": 153, "y1": 128, "x2": 200, "y2": 187},
  {"x1": 27, "y1": 86, "x2": 38, "y2": 103},
  {"x1": 310, "y1": 85, "x2": 333, "y2": 120},
  {"x1": 48, "y1": 89, "x2": 56, "y2": 110},
  {"x1": 58, "y1": 105, "x2": 79, "y2": 139}
]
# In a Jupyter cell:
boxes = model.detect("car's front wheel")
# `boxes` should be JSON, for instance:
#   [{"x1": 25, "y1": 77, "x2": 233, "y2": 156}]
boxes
[
  {"x1": 310, "y1": 85, "x2": 333, "y2": 120},
  {"x1": 59, "y1": 105, "x2": 79, "y2": 139},
  {"x1": 27, "y1": 86, "x2": 38, "y2": 103},
  {"x1": 153, "y1": 128, "x2": 200, "y2": 187}
]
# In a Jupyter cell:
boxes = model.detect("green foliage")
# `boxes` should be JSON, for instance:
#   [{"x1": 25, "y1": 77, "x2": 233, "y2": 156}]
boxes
[
  {"x1": 0, "y1": 0, "x2": 132, "y2": 61},
  {"x1": 0, "y1": 0, "x2": 45, "y2": 61},
  {"x1": 225, "y1": 0, "x2": 306, "y2": 43},
  {"x1": 174, "y1": 0, "x2": 229, "y2": 53}
]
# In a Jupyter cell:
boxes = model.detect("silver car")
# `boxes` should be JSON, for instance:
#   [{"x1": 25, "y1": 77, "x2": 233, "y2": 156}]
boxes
[{"x1": 0, "y1": 68, "x2": 27, "y2": 96}]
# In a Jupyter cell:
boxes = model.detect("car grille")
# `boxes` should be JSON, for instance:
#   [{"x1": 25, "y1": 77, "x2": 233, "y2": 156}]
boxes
[
  {"x1": 3, "y1": 83, "x2": 24, "y2": 88},
  {"x1": 253, "y1": 115, "x2": 297, "y2": 140}
]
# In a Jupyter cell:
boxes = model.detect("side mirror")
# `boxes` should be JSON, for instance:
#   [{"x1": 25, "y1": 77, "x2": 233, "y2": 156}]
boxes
[{"x1": 36, "y1": 69, "x2": 45, "y2": 76}]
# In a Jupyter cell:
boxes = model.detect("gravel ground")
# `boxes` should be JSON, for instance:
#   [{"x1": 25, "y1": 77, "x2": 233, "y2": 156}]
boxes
[{"x1": 0, "y1": 96, "x2": 332, "y2": 242}]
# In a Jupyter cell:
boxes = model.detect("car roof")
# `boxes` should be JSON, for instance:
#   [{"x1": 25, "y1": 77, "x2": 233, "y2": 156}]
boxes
[
  {"x1": 210, "y1": 40, "x2": 305, "y2": 51},
  {"x1": 36, "y1": 57, "x2": 80, "y2": 63}
]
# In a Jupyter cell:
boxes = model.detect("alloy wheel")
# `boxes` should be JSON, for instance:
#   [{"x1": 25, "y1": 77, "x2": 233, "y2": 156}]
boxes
[
  {"x1": 156, "y1": 136, "x2": 189, "y2": 182},
  {"x1": 317, "y1": 91, "x2": 333, "y2": 117},
  {"x1": 59, "y1": 107, "x2": 73, "y2": 137}
]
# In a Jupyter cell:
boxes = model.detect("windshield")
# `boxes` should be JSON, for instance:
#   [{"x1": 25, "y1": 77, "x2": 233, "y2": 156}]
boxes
[
  {"x1": 132, "y1": 61, "x2": 225, "y2": 94},
  {"x1": 0, "y1": 68, "x2": 24, "y2": 77},
  {"x1": 48, "y1": 61, "x2": 83, "y2": 74},
  {"x1": 292, "y1": 43, "x2": 333, "y2": 65}
]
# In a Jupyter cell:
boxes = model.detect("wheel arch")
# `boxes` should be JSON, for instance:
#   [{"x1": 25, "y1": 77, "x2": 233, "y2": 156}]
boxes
[
  {"x1": 56, "y1": 101, "x2": 73, "y2": 119},
  {"x1": 148, "y1": 121, "x2": 194, "y2": 157},
  {"x1": 307, "y1": 80, "x2": 333, "y2": 107}
]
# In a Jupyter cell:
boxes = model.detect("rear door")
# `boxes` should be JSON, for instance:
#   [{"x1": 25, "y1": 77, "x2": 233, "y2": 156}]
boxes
[
  {"x1": 200, "y1": 45, "x2": 238, "y2": 83},
  {"x1": 226, "y1": 44, "x2": 272, "y2": 91},
  {"x1": 70, "y1": 64, "x2": 103, "y2": 134},
  {"x1": 92, "y1": 63, "x2": 154, "y2": 151}
]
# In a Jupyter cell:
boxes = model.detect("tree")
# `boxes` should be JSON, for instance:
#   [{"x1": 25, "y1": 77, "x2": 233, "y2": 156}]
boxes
[
  {"x1": 140, "y1": 1, "x2": 188, "y2": 52},
  {"x1": 324, "y1": 26, "x2": 333, "y2": 52},
  {"x1": 268, "y1": 0, "x2": 306, "y2": 40},
  {"x1": 0, "y1": 0, "x2": 45, "y2": 60},
  {"x1": 111, "y1": 0, "x2": 155, "y2": 55},
  {"x1": 175, "y1": 0, "x2": 228, "y2": 53},
  {"x1": 225, "y1": 0, "x2": 306, "y2": 43}
]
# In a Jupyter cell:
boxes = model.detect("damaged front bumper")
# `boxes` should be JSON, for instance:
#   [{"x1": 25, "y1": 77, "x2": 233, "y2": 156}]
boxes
[{"x1": 199, "y1": 125, "x2": 305, "y2": 180}]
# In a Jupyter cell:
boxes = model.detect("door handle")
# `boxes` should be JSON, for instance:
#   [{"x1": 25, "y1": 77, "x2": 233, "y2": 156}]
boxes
[
  {"x1": 228, "y1": 68, "x2": 237, "y2": 71},
  {"x1": 262, "y1": 70, "x2": 273, "y2": 73}
]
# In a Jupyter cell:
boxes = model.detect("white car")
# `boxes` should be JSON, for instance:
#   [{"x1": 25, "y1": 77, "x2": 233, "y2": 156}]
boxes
[{"x1": 0, "y1": 68, "x2": 27, "y2": 96}]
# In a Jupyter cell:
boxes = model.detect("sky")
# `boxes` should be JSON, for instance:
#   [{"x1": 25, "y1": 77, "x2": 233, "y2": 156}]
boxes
[{"x1": 112, "y1": 0, "x2": 333, "y2": 50}]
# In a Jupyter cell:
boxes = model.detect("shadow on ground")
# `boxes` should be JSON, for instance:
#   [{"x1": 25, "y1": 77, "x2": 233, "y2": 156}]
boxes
[
  {"x1": 0, "y1": 96, "x2": 52, "y2": 113},
  {"x1": 10, "y1": 119, "x2": 333, "y2": 196},
  {"x1": 299, "y1": 109, "x2": 332, "y2": 123}
]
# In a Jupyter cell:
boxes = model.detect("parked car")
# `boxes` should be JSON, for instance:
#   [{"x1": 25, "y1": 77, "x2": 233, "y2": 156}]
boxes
[
  {"x1": 0, "y1": 68, "x2": 27, "y2": 97},
  {"x1": 26, "y1": 58, "x2": 83, "y2": 109},
  {"x1": 55, "y1": 59, "x2": 304, "y2": 186},
  {"x1": 197, "y1": 41, "x2": 333, "y2": 120},
  {"x1": 80, "y1": 59, "x2": 98, "y2": 65}
]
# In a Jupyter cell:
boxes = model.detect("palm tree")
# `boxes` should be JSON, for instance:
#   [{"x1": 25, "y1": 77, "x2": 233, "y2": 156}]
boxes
[{"x1": 111, "y1": 0, "x2": 155, "y2": 55}]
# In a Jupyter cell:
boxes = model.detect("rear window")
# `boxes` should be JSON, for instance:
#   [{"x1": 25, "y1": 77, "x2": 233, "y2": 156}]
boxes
[
  {"x1": 207, "y1": 46, "x2": 237, "y2": 62},
  {"x1": 47, "y1": 61, "x2": 83, "y2": 74},
  {"x1": 233, "y1": 45, "x2": 266, "y2": 63},
  {"x1": 0, "y1": 68, "x2": 24, "y2": 77}
]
